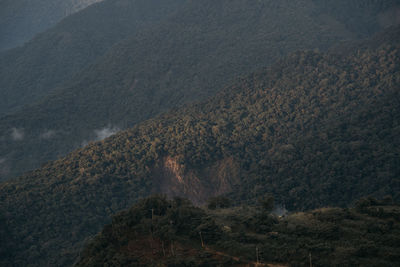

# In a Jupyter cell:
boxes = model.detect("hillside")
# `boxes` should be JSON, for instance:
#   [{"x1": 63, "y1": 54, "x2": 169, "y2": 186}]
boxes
[
  {"x1": 0, "y1": 35, "x2": 399, "y2": 265},
  {"x1": 1, "y1": 0, "x2": 400, "y2": 180},
  {"x1": 0, "y1": 0, "x2": 104, "y2": 51},
  {"x1": 76, "y1": 195, "x2": 400, "y2": 266},
  {"x1": 0, "y1": 0, "x2": 186, "y2": 116}
]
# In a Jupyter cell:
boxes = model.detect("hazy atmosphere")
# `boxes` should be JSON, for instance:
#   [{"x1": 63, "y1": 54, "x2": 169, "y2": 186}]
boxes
[{"x1": 0, "y1": 1, "x2": 399, "y2": 266}]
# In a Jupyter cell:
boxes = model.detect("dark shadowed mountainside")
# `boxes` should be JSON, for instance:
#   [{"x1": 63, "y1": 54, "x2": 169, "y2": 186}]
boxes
[
  {"x1": 0, "y1": 0, "x2": 187, "y2": 116},
  {"x1": 0, "y1": 0, "x2": 104, "y2": 51}
]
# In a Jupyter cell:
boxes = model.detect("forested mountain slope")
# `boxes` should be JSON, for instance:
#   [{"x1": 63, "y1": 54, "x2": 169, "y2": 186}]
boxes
[
  {"x1": 0, "y1": 0, "x2": 104, "y2": 51},
  {"x1": 76, "y1": 196, "x2": 400, "y2": 266},
  {"x1": 1, "y1": 0, "x2": 399, "y2": 180},
  {"x1": 1, "y1": 35, "x2": 399, "y2": 266},
  {"x1": 0, "y1": 0, "x2": 186, "y2": 116}
]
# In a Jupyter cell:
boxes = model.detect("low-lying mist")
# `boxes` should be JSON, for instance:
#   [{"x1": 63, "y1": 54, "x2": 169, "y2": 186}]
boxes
[{"x1": 11, "y1": 128, "x2": 24, "y2": 141}]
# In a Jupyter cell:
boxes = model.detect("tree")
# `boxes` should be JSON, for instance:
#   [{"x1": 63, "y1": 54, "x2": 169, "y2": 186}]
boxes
[
  {"x1": 207, "y1": 196, "x2": 232, "y2": 210},
  {"x1": 259, "y1": 195, "x2": 274, "y2": 213}
]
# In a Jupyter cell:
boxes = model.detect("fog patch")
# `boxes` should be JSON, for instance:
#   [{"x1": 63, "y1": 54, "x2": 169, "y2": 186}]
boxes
[
  {"x1": 80, "y1": 126, "x2": 120, "y2": 148},
  {"x1": 81, "y1": 140, "x2": 89, "y2": 148},
  {"x1": 11, "y1": 128, "x2": 24, "y2": 141},
  {"x1": 94, "y1": 126, "x2": 120, "y2": 141},
  {"x1": 40, "y1": 130, "x2": 56, "y2": 139},
  {"x1": 273, "y1": 205, "x2": 288, "y2": 217}
]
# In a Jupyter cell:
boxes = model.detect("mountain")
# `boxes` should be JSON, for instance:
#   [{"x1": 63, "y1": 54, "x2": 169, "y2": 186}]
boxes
[
  {"x1": 1, "y1": 0, "x2": 400, "y2": 181},
  {"x1": 0, "y1": 31, "x2": 399, "y2": 266},
  {"x1": 0, "y1": 0, "x2": 187, "y2": 116},
  {"x1": 0, "y1": 0, "x2": 104, "y2": 51},
  {"x1": 75, "y1": 195, "x2": 400, "y2": 266}
]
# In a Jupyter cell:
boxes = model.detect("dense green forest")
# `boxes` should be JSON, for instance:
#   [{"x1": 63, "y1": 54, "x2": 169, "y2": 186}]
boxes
[
  {"x1": 1, "y1": 0, "x2": 399, "y2": 180},
  {"x1": 0, "y1": 33, "x2": 399, "y2": 265},
  {"x1": 76, "y1": 195, "x2": 400, "y2": 266},
  {"x1": 0, "y1": 0, "x2": 103, "y2": 51}
]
